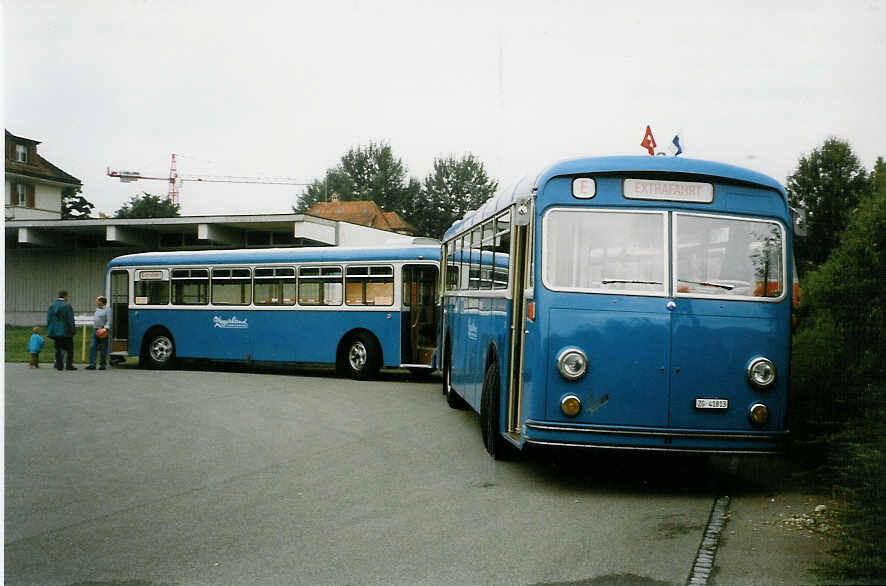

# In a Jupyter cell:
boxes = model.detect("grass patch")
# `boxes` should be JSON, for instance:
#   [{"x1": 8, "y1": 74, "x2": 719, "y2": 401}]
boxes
[{"x1": 6, "y1": 324, "x2": 96, "y2": 364}]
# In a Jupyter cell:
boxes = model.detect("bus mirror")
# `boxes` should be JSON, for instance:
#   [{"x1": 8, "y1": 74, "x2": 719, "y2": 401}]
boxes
[
  {"x1": 791, "y1": 207, "x2": 807, "y2": 237},
  {"x1": 514, "y1": 202, "x2": 531, "y2": 226}
]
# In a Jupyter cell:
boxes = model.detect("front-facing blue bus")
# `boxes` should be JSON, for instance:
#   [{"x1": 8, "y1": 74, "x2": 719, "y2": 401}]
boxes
[
  {"x1": 441, "y1": 156, "x2": 797, "y2": 457},
  {"x1": 104, "y1": 244, "x2": 440, "y2": 379}
]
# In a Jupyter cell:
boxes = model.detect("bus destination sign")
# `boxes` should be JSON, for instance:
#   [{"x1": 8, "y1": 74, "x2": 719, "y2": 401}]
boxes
[{"x1": 623, "y1": 178, "x2": 714, "y2": 203}]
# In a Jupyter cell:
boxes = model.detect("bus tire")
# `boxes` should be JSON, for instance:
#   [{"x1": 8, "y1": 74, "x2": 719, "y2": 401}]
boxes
[
  {"x1": 143, "y1": 330, "x2": 176, "y2": 370},
  {"x1": 480, "y1": 361, "x2": 520, "y2": 460},
  {"x1": 342, "y1": 332, "x2": 380, "y2": 380}
]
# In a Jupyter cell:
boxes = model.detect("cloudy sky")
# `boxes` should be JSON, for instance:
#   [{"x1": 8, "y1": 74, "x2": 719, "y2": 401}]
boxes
[{"x1": 4, "y1": 0, "x2": 885, "y2": 217}]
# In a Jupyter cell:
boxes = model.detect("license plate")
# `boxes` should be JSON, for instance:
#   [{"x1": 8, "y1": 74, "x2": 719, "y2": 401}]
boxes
[{"x1": 695, "y1": 398, "x2": 728, "y2": 410}]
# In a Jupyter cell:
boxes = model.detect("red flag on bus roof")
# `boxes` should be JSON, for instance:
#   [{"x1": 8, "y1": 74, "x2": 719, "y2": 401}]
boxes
[{"x1": 641, "y1": 125, "x2": 657, "y2": 156}]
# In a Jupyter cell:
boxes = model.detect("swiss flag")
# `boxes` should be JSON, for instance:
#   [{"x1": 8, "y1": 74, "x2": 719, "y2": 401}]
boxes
[{"x1": 641, "y1": 125, "x2": 656, "y2": 156}]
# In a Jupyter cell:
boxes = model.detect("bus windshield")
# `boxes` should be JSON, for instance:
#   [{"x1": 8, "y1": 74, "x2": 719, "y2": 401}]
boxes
[
  {"x1": 542, "y1": 209, "x2": 785, "y2": 300},
  {"x1": 675, "y1": 213, "x2": 784, "y2": 299},
  {"x1": 543, "y1": 210, "x2": 666, "y2": 295}
]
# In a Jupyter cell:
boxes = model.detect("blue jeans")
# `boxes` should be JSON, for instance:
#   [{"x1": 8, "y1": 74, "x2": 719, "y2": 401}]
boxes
[{"x1": 89, "y1": 332, "x2": 109, "y2": 367}]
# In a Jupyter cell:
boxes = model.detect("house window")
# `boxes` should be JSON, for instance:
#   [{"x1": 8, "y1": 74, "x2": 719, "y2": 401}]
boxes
[
  {"x1": 15, "y1": 144, "x2": 28, "y2": 163},
  {"x1": 12, "y1": 183, "x2": 35, "y2": 208}
]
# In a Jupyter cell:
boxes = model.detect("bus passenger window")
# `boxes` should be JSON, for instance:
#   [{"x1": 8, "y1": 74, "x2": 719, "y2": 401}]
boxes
[
  {"x1": 480, "y1": 220, "x2": 495, "y2": 290},
  {"x1": 469, "y1": 227, "x2": 482, "y2": 290},
  {"x1": 172, "y1": 268, "x2": 209, "y2": 305},
  {"x1": 212, "y1": 268, "x2": 252, "y2": 305},
  {"x1": 493, "y1": 211, "x2": 511, "y2": 290},
  {"x1": 254, "y1": 267, "x2": 296, "y2": 305},
  {"x1": 346, "y1": 265, "x2": 393, "y2": 306},
  {"x1": 298, "y1": 266, "x2": 342, "y2": 306},
  {"x1": 446, "y1": 242, "x2": 460, "y2": 291},
  {"x1": 134, "y1": 271, "x2": 169, "y2": 305}
]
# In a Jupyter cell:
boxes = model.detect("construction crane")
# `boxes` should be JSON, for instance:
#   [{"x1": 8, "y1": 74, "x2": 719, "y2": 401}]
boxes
[{"x1": 106, "y1": 153, "x2": 310, "y2": 206}]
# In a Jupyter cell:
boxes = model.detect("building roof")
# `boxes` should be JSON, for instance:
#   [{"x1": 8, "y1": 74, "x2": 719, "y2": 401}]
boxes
[
  {"x1": 5, "y1": 130, "x2": 82, "y2": 186},
  {"x1": 307, "y1": 200, "x2": 415, "y2": 235}
]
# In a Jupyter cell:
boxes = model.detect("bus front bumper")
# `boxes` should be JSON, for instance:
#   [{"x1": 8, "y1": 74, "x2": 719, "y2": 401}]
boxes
[{"x1": 523, "y1": 420, "x2": 789, "y2": 454}]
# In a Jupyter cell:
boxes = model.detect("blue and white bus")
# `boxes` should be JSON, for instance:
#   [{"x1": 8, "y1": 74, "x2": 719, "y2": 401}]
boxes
[
  {"x1": 104, "y1": 243, "x2": 440, "y2": 379},
  {"x1": 441, "y1": 156, "x2": 799, "y2": 458}
]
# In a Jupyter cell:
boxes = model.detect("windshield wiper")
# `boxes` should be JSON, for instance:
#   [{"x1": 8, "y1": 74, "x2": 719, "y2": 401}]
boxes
[
  {"x1": 677, "y1": 279, "x2": 734, "y2": 290},
  {"x1": 601, "y1": 279, "x2": 662, "y2": 285}
]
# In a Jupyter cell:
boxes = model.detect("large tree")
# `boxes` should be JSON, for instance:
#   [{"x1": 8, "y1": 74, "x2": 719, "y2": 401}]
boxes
[
  {"x1": 61, "y1": 186, "x2": 95, "y2": 219},
  {"x1": 293, "y1": 142, "x2": 420, "y2": 216},
  {"x1": 786, "y1": 137, "x2": 869, "y2": 271},
  {"x1": 406, "y1": 154, "x2": 498, "y2": 239},
  {"x1": 114, "y1": 192, "x2": 180, "y2": 218}
]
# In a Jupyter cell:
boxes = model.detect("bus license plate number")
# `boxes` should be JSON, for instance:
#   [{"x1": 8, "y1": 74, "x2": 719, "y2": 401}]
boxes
[{"x1": 695, "y1": 398, "x2": 728, "y2": 410}]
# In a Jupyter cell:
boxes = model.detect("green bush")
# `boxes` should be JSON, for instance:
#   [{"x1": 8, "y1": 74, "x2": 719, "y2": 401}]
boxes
[{"x1": 791, "y1": 159, "x2": 886, "y2": 580}]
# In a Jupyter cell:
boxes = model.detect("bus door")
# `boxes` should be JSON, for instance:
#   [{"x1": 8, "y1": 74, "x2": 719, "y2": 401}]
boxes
[
  {"x1": 506, "y1": 213, "x2": 530, "y2": 436},
  {"x1": 109, "y1": 269, "x2": 130, "y2": 356},
  {"x1": 401, "y1": 265, "x2": 439, "y2": 366}
]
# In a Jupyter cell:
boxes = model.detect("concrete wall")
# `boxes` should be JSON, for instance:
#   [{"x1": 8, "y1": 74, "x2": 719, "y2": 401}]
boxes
[{"x1": 5, "y1": 246, "x2": 135, "y2": 325}]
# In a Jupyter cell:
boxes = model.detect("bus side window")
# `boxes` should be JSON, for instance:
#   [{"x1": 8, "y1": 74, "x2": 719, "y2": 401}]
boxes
[
  {"x1": 469, "y1": 227, "x2": 482, "y2": 290},
  {"x1": 134, "y1": 270, "x2": 169, "y2": 305},
  {"x1": 347, "y1": 265, "x2": 394, "y2": 306},
  {"x1": 212, "y1": 268, "x2": 252, "y2": 305},
  {"x1": 172, "y1": 268, "x2": 209, "y2": 305},
  {"x1": 298, "y1": 266, "x2": 342, "y2": 306},
  {"x1": 480, "y1": 220, "x2": 495, "y2": 290},
  {"x1": 494, "y1": 211, "x2": 511, "y2": 290},
  {"x1": 254, "y1": 267, "x2": 295, "y2": 306}
]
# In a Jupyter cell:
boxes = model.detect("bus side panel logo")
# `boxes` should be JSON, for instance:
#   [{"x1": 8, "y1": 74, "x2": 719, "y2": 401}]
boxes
[{"x1": 213, "y1": 316, "x2": 248, "y2": 329}]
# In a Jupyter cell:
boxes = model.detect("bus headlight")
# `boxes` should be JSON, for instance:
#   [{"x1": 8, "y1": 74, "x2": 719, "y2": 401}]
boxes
[
  {"x1": 557, "y1": 348, "x2": 588, "y2": 381},
  {"x1": 748, "y1": 403, "x2": 770, "y2": 426},
  {"x1": 746, "y1": 357, "x2": 777, "y2": 390},
  {"x1": 561, "y1": 394, "x2": 582, "y2": 417}
]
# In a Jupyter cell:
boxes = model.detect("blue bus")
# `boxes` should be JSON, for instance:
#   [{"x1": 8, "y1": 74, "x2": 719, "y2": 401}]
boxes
[
  {"x1": 441, "y1": 156, "x2": 800, "y2": 458},
  {"x1": 104, "y1": 243, "x2": 440, "y2": 379}
]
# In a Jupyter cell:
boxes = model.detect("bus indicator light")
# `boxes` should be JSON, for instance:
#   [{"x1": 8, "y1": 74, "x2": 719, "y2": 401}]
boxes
[{"x1": 560, "y1": 394, "x2": 582, "y2": 417}]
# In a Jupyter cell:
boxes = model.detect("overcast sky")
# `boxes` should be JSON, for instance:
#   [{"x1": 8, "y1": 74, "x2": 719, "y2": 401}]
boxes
[{"x1": 3, "y1": 0, "x2": 885, "y2": 217}]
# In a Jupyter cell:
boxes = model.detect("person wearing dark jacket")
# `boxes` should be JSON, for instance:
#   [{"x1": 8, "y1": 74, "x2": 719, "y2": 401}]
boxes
[{"x1": 46, "y1": 290, "x2": 76, "y2": 371}]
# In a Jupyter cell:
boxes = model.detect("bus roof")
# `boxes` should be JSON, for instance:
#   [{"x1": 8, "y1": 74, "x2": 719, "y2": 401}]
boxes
[
  {"x1": 443, "y1": 156, "x2": 786, "y2": 240},
  {"x1": 107, "y1": 245, "x2": 441, "y2": 268}
]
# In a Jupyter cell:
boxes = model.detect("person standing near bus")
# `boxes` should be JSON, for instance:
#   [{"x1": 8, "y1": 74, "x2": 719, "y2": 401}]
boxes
[
  {"x1": 85, "y1": 295, "x2": 111, "y2": 370},
  {"x1": 46, "y1": 290, "x2": 76, "y2": 371}
]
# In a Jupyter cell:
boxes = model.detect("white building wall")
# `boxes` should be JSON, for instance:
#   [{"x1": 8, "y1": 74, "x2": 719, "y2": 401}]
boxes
[
  {"x1": 337, "y1": 222, "x2": 414, "y2": 246},
  {"x1": 4, "y1": 179, "x2": 63, "y2": 220}
]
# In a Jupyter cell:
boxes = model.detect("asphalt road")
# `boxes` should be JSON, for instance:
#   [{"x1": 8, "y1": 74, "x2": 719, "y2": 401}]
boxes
[{"x1": 5, "y1": 362, "x2": 724, "y2": 586}]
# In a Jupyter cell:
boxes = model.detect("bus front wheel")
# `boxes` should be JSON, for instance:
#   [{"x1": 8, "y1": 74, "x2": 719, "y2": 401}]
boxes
[
  {"x1": 342, "y1": 333, "x2": 380, "y2": 380},
  {"x1": 480, "y1": 361, "x2": 520, "y2": 460},
  {"x1": 143, "y1": 331, "x2": 176, "y2": 370}
]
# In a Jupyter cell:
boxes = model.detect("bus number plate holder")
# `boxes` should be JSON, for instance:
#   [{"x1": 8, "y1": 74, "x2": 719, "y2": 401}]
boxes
[{"x1": 695, "y1": 398, "x2": 728, "y2": 410}]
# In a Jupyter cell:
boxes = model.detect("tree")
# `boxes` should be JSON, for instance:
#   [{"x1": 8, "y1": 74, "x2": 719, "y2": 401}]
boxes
[
  {"x1": 114, "y1": 192, "x2": 180, "y2": 219},
  {"x1": 293, "y1": 142, "x2": 420, "y2": 217},
  {"x1": 406, "y1": 154, "x2": 498, "y2": 239},
  {"x1": 790, "y1": 165, "x2": 886, "y2": 581},
  {"x1": 61, "y1": 186, "x2": 94, "y2": 219},
  {"x1": 786, "y1": 138, "x2": 869, "y2": 272}
]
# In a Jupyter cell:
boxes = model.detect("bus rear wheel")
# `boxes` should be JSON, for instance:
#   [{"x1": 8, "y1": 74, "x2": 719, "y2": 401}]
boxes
[
  {"x1": 143, "y1": 331, "x2": 175, "y2": 370},
  {"x1": 480, "y1": 361, "x2": 520, "y2": 460},
  {"x1": 342, "y1": 333, "x2": 380, "y2": 380}
]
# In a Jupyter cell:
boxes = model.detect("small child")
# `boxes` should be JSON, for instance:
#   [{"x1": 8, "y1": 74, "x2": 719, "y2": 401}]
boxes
[{"x1": 29, "y1": 326, "x2": 46, "y2": 368}]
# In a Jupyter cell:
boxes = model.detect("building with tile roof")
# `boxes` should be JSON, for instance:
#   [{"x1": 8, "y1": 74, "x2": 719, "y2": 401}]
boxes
[
  {"x1": 307, "y1": 199, "x2": 416, "y2": 236},
  {"x1": 5, "y1": 129, "x2": 82, "y2": 220}
]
